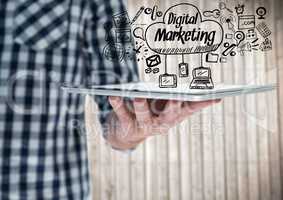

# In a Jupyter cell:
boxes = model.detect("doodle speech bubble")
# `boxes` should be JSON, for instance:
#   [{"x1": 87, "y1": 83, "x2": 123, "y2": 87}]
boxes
[{"x1": 145, "y1": 3, "x2": 224, "y2": 55}]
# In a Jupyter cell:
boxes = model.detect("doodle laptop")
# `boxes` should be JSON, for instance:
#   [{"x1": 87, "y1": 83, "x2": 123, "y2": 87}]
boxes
[
  {"x1": 190, "y1": 66, "x2": 214, "y2": 90},
  {"x1": 61, "y1": 83, "x2": 276, "y2": 102}
]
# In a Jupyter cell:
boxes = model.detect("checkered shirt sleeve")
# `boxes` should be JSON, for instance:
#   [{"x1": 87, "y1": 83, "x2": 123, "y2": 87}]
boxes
[
  {"x1": 85, "y1": 0, "x2": 139, "y2": 130},
  {"x1": 0, "y1": 0, "x2": 138, "y2": 199}
]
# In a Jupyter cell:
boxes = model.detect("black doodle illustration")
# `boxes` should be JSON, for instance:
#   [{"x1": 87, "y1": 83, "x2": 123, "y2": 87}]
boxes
[
  {"x1": 234, "y1": 31, "x2": 245, "y2": 46},
  {"x1": 144, "y1": 3, "x2": 223, "y2": 89},
  {"x1": 220, "y1": 15, "x2": 236, "y2": 32},
  {"x1": 251, "y1": 38, "x2": 259, "y2": 50},
  {"x1": 104, "y1": 22, "x2": 114, "y2": 42},
  {"x1": 179, "y1": 54, "x2": 189, "y2": 77},
  {"x1": 219, "y1": 2, "x2": 233, "y2": 13},
  {"x1": 103, "y1": 43, "x2": 125, "y2": 62},
  {"x1": 131, "y1": 7, "x2": 145, "y2": 24},
  {"x1": 260, "y1": 38, "x2": 272, "y2": 51},
  {"x1": 115, "y1": 29, "x2": 132, "y2": 43},
  {"x1": 134, "y1": 41, "x2": 144, "y2": 54},
  {"x1": 252, "y1": 38, "x2": 259, "y2": 44},
  {"x1": 235, "y1": 4, "x2": 245, "y2": 15},
  {"x1": 222, "y1": 42, "x2": 237, "y2": 56},
  {"x1": 203, "y1": 9, "x2": 220, "y2": 18},
  {"x1": 125, "y1": 46, "x2": 136, "y2": 60},
  {"x1": 190, "y1": 67, "x2": 214, "y2": 89},
  {"x1": 238, "y1": 15, "x2": 256, "y2": 30},
  {"x1": 103, "y1": 11, "x2": 135, "y2": 62},
  {"x1": 145, "y1": 68, "x2": 152, "y2": 74},
  {"x1": 159, "y1": 55, "x2": 177, "y2": 88},
  {"x1": 256, "y1": 7, "x2": 267, "y2": 20},
  {"x1": 145, "y1": 67, "x2": 160, "y2": 74},
  {"x1": 127, "y1": 2, "x2": 273, "y2": 90},
  {"x1": 133, "y1": 27, "x2": 145, "y2": 41},
  {"x1": 206, "y1": 53, "x2": 219, "y2": 63},
  {"x1": 145, "y1": 3, "x2": 224, "y2": 55},
  {"x1": 113, "y1": 12, "x2": 131, "y2": 28},
  {"x1": 256, "y1": 22, "x2": 272, "y2": 38},
  {"x1": 246, "y1": 29, "x2": 257, "y2": 40},
  {"x1": 146, "y1": 54, "x2": 161, "y2": 68},
  {"x1": 238, "y1": 42, "x2": 252, "y2": 56},
  {"x1": 159, "y1": 74, "x2": 177, "y2": 88},
  {"x1": 144, "y1": 5, "x2": 163, "y2": 21},
  {"x1": 190, "y1": 54, "x2": 214, "y2": 89},
  {"x1": 145, "y1": 54, "x2": 161, "y2": 74},
  {"x1": 153, "y1": 68, "x2": 160, "y2": 74},
  {"x1": 179, "y1": 63, "x2": 189, "y2": 77},
  {"x1": 135, "y1": 41, "x2": 149, "y2": 62}
]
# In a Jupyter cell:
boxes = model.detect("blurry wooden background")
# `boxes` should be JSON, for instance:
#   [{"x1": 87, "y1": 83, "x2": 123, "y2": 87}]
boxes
[{"x1": 86, "y1": 0, "x2": 283, "y2": 199}]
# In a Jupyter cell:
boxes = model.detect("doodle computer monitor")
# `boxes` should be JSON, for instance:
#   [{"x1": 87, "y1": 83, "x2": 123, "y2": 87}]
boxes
[
  {"x1": 190, "y1": 66, "x2": 214, "y2": 89},
  {"x1": 159, "y1": 73, "x2": 177, "y2": 88}
]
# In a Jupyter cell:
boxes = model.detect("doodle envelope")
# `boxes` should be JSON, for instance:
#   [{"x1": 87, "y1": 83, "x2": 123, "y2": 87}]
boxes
[
  {"x1": 62, "y1": 82, "x2": 276, "y2": 102},
  {"x1": 146, "y1": 55, "x2": 161, "y2": 68}
]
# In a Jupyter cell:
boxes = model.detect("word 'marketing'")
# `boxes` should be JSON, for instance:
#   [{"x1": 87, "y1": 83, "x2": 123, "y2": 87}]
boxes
[{"x1": 154, "y1": 12, "x2": 216, "y2": 46}]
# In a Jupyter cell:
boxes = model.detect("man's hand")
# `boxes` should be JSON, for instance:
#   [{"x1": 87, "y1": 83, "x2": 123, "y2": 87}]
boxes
[{"x1": 105, "y1": 97, "x2": 221, "y2": 151}]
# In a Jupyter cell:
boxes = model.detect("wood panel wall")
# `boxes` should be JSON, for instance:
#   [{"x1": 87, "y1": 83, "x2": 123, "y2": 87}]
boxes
[{"x1": 86, "y1": 0, "x2": 283, "y2": 199}]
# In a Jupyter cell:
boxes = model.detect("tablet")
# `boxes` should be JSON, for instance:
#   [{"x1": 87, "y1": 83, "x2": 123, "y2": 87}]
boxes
[{"x1": 61, "y1": 82, "x2": 276, "y2": 102}]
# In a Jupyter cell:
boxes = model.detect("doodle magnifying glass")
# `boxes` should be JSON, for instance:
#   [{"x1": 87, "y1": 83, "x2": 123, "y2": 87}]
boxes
[{"x1": 234, "y1": 31, "x2": 245, "y2": 46}]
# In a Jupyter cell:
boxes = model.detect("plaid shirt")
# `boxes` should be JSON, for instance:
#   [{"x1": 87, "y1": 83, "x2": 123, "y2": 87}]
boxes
[{"x1": 0, "y1": 0, "x2": 139, "y2": 199}]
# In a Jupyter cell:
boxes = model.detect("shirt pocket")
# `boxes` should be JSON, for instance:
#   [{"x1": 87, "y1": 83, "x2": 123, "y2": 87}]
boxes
[{"x1": 13, "y1": 0, "x2": 70, "y2": 50}]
